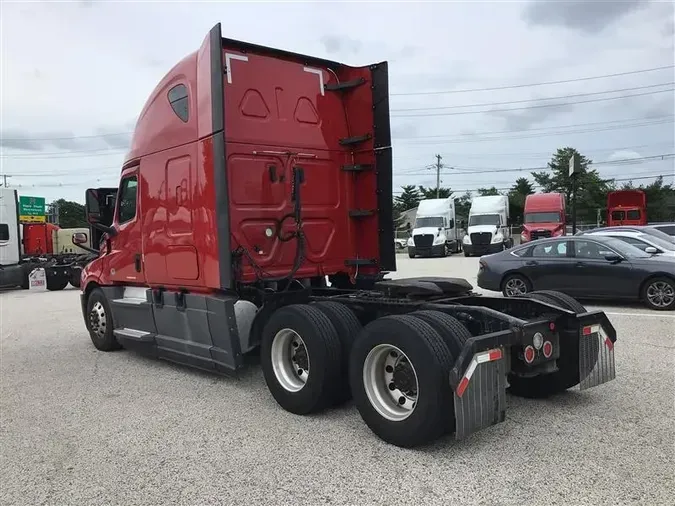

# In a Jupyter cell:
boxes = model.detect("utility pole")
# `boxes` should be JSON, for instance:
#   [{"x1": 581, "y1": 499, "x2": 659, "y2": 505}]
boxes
[
  {"x1": 435, "y1": 154, "x2": 443, "y2": 198},
  {"x1": 1, "y1": 175, "x2": 11, "y2": 187}
]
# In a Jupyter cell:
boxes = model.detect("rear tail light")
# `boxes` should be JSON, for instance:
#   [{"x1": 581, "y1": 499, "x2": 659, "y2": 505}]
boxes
[
  {"x1": 523, "y1": 345, "x2": 535, "y2": 364},
  {"x1": 542, "y1": 341, "x2": 553, "y2": 358}
]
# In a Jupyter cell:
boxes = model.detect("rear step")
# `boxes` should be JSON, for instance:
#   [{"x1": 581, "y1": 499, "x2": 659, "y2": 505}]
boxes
[{"x1": 113, "y1": 328, "x2": 155, "y2": 342}]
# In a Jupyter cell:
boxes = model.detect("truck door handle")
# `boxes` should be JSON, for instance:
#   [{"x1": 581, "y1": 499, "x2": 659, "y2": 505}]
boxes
[
  {"x1": 134, "y1": 254, "x2": 142, "y2": 272},
  {"x1": 575, "y1": 261, "x2": 586, "y2": 267}
]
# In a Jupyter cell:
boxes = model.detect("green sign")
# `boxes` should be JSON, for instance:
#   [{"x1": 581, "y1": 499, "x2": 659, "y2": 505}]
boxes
[{"x1": 19, "y1": 196, "x2": 46, "y2": 223}]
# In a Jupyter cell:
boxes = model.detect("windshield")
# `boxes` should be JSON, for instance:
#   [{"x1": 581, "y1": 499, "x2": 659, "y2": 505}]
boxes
[
  {"x1": 469, "y1": 214, "x2": 500, "y2": 226},
  {"x1": 637, "y1": 234, "x2": 675, "y2": 251},
  {"x1": 601, "y1": 237, "x2": 651, "y2": 259},
  {"x1": 415, "y1": 216, "x2": 444, "y2": 228},
  {"x1": 524, "y1": 212, "x2": 561, "y2": 224}
]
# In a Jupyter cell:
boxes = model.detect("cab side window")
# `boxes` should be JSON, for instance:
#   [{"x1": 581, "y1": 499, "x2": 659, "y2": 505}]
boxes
[
  {"x1": 168, "y1": 84, "x2": 189, "y2": 122},
  {"x1": 0, "y1": 224, "x2": 9, "y2": 241},
  {"x1": 117, "y1": 176, "x2": 138, "y2": 224}
]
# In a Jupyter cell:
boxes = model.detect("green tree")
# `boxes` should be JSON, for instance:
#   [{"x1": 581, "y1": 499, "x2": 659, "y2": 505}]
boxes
[
  {"x1": 531, "y1": 147, "x2": 612, "y2": 223},
  {"x1": 454, "y1": 190, "x2": 473, "y2": 227},
  {"x1": 49, "y1": 199, "x2": 87, "y2": 228},
  {"x1": 418, "y1": 185, "x2": 453, "y2": 199},
  {"x1": 393, "y1": 185, "x2": 421, "y2": 212},
  {"x1": 477, "y1": 187, "x2": 502, "y2": 196},
  {"x1": 508, "y1": 177, "x2": 534, "y2": 224}
]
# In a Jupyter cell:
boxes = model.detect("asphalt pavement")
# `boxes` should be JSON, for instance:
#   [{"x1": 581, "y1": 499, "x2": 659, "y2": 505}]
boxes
[{"x1": 1, "y1": 256, "x2": 673, "y2": 505}]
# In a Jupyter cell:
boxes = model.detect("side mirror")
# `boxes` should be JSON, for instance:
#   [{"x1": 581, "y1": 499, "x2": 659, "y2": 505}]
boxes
[
  {"x1": 604, "y1": 254, "x2": 623, "y2": 263},
  {"x1": 449, "y1": 219, "x2": 455, "y2": 229},
  {"x1": 72, "y1": 232, "x2": 88, "y2": 245},
  {"x1": 85, "y1": 188, "x2": 101, "y2": 224},
  {"x1": 644, "y1": 246, "x2": 658, "y2": 254}
]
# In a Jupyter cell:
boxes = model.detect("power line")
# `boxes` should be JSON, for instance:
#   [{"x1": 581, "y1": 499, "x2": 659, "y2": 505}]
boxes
[
  {"x1": 397, "y1": 119, "x2": 674, "y2": 145},
  {"x1": 390, "y1": 65, "x2": 675, "y2": 96},
  {"x1": 391, "y1": 88, "x2": 674, "y2": 118},
  {"x1": 391, "y1": 173, "x2": 673, "y2": 194},
  {"x1": 395, "y1": 154, "x2": 675, "y2": 177},
  {"x1": 391, "y1": 82, "x2": 674, "y2": 112},
  {"x1": 394, "y1": 115, "x2": 674, "y2": 142}
]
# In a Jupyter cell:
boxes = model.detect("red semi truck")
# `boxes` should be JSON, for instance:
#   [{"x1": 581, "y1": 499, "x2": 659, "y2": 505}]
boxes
[
  {"x1": 520, "y1": 192, "x2": 566, "y2": 243},
  {"x1": 79, "y1": 24, "x2": 617, "y2": 448},
  {"x1": 607, "y1": 190, "x2": 647, "y2": 227}
]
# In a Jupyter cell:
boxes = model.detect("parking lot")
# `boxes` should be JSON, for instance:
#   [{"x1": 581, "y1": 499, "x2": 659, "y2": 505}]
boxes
[{"x1": 1, "y1": 256, "x2": 673, "y2": 506}]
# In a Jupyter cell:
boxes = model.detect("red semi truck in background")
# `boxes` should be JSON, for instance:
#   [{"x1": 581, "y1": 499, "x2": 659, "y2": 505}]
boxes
[
  {"x1": 78, "y1": 23, "x2": 616, "y2": 448},
  {"x1": 607, "y1": 190, "x2": 647, "y2": 227},
  {"x1": 520, "y1": 192, "x2": 566, "y2": 243}
]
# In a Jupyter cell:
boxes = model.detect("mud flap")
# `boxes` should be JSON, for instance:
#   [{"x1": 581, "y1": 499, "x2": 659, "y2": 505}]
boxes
[
  {"x1": 453, "y1": 348, "x2": 507, "y2": 440},
  {"x1": 579, "y1": 323, "x2": 616, "y2": 390}
]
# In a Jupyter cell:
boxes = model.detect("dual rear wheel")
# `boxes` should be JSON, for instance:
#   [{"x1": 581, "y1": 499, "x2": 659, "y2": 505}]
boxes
[{"x1": 260, "y1": 303, "x2": 471, "y2": 447}]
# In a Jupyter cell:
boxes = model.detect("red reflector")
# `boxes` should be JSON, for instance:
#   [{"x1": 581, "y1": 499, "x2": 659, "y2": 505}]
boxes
[
  {"x1": 524, "y1": 345, "x2": 535, "y2": 364},
  {"x1": 542, "y1": 340, "x2": 553, "y2": 358},
  {"x1": 456, "y1": 376, "x2": 470, "y2": 398},
  {"x1": 604, "y1": 337, "x2": 614, "y2": 351},
  {"x1": 549, "y1": 322, "x2": 556, "y2": 331},
  {"x1": 583, "y1": 326, "x2": 593, "y2": 335},
  {"x1": 488, "y1": 349, "x2": 503, "y2": 361}
]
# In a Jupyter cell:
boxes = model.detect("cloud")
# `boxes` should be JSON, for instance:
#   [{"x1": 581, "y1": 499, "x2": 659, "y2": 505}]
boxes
[
  {"x1": 487, "y1": 100, "x2": 577, "y2": 131},
  {"x1": 522, "y1": 0, "x2": 647, "y2": 34},
  {"x1": 0, "y1": 130, "x2": 46, "y2": 152},
  {"x1": 319, "y1": 35, "x2": 362, "y2": 55}
]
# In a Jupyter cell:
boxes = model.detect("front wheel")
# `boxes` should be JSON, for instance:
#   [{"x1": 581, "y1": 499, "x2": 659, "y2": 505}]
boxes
[
  {"x1": 86, "y1": 288, "x2": 122, "y2": 351},
  {"x1": 642, "y1": 277, "x2": 675, "y2": 311}
]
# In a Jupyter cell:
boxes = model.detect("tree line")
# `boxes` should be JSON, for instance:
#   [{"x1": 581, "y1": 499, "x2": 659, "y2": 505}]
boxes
[{"x1": 394, "y1": 147, "x2": 675, "y2": 228}]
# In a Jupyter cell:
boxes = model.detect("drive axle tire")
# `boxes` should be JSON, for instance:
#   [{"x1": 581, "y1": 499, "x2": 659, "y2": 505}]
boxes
[
  {"x1": 86, "y1": 288, "x2": 122, "y2": 352},
  {"x1": 530, "y1": 290, "x2": 586, "y2": 313},
  {"x1": 260, "y1": 304, "x2": 343, "y2": 415},
  {"x1": 46, "y1": 276, "x2": 69, "y2": 291},
  {"x1": 409, "y1": 310, "x2": 470, "y2": 359},
  {"x1": 312, "y1": 301, "x2": 362, "y2": 405},
  {"x1": 69, "y1": 267, "x2": 82, "y2": 289},
  {"x1": 349, "y1": 315, "x2": 455, "y2": 448}
]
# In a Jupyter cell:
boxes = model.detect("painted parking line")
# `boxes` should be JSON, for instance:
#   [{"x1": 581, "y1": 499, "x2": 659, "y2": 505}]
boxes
[{"x1": 598, "y1": 311, "x2": 675, "y2": 318}]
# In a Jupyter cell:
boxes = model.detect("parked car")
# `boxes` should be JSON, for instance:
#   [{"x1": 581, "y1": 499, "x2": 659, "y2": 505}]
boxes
[
  {"x1": 394, "y1": 238, "x2": 408, "y2": 250},
  {"x1": 477, "y1": 235, "x2": 675, "y2": 310},
  {"x1": 577, "y1": 230, "x2": 675, "y2": 257},
  {"x1": 646, "y1": 223, "x2": 675, "y2": 238},
  {"x1": 578, "y1": 225, "x2": 675, "y2": 244}
]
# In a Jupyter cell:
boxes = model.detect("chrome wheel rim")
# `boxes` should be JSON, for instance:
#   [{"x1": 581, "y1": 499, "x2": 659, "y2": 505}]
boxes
[
  {"x1": 505, "y1": 278, "x2": 528, "y2": 296},
  {"x1": 363, "y1": 344, "x2": 418, "y2": 422},
  {"x1": 89, "y1": 301, "x2": 107, "y2": 338},
  {"x1": 271, "y1": 329, "x2": 309, "y2": 392},
  {"x1": 646, "y1": 281, "x2": 675, "y2": 308}
]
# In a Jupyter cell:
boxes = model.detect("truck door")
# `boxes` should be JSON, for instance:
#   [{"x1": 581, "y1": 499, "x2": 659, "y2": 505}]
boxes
[
  {"x1": 108, "y1": 168, "x2": 145, "y2": 285},
  {"x1": 0, "y1": 190, "x2": 20, "y2": 266}
]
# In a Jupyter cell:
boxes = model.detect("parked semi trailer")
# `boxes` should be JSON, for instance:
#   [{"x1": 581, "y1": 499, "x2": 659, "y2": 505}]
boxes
[{"x1": 79, "y1": 24, "x2": 617, "y2": 448}]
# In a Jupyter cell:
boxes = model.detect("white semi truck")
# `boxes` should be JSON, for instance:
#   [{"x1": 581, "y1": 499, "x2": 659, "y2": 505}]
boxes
[
  {"x1": 462, "y1": 195, "x2": 512, "y2": 256},
  {"x1": 407, "y1": 197, "x2": 462, "y2": 258}
]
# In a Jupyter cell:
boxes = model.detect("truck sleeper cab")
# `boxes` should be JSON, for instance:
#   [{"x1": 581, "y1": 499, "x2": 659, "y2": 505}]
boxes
[
  {"x1": 80, "y1": 24, "x2": 617, "y2": 449},
  {"x1": 520, "y1": 192, "x2": 566, "y2": 243},
  {"x1": 407, "y1": 198, "x2": 462, "y2": 258}
]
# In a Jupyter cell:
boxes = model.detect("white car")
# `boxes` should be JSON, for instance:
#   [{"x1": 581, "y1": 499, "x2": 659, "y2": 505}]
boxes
[{"x1": 583, "y1": 230, "x2": 675, "y2": 257}]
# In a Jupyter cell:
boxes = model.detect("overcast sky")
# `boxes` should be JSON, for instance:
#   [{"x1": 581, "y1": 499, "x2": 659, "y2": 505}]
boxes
[{"x1": 1, "y1": 0, "x2": 674, "y2": 204}]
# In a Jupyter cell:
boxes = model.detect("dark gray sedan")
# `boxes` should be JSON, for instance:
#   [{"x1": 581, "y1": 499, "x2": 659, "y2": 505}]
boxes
[{"x1": 477, "y1": 235, "x2": 675, "y2": 310}]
